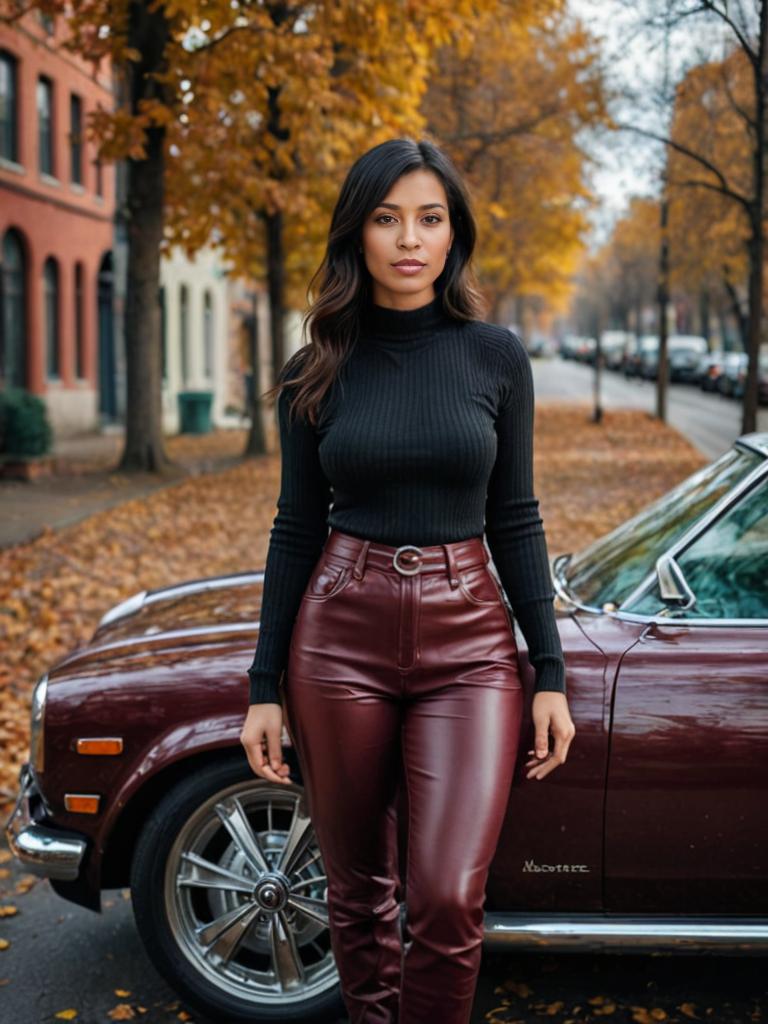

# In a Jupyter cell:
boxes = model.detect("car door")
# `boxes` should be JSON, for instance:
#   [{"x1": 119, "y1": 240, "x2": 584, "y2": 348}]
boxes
[{"x1": 605, "y1": 475, "x2": 768, "y2": 914}]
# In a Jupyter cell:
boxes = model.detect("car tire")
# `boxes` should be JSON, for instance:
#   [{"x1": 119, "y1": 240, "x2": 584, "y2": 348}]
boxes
[{"x1": 130, "y1": 758, "x2": 346, "y2": 1023}]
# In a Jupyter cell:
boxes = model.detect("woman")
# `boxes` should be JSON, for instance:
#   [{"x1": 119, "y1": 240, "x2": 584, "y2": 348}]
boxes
[{"x1": 241, "y1": 136, "x2": 575, "y2": 1024}]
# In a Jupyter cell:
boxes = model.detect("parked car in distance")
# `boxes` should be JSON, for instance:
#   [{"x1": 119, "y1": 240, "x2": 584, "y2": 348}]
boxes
[
  {"x1": 718, "y1": 351, "x2": 749, "y2": 398},
  {"x1": 639, "y1": 335, "x2": 709, "y2": 382},
  {"x1": 600, "y1": 330, "x2": 636, "y2": 371},
  {"x1": 560, "y1": 334, "x2": 588, "y2": 360},
  {"x1": 6, "y1": 433, "x2": 768, "y2": 1023},
  {"x1": 734, "y1": 349, "x2": 768, "y2": 402},
  {"x1": 633, "y1": 334, "x2": 659, "y2": 378},
  {"x1": 667, "y1": 335, "x2": 709, "y2": 382},
  {"x1": 696, "y1": 350, "x2": 727, "y2": 392},
  {"x1": 760, "y1": 352, "x2": 768, "y2": 405}
]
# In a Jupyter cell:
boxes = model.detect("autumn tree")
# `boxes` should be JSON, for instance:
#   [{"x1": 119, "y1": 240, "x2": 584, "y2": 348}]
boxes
[
  {"x1": 0, "y1": 0, "x2": 509, "y2": 470},
  {"x1": 619, "y1": 0, "x2": 768, "y2": 434},
  {"x1": 421, "y1": 1, "x2": 612, "y2": 321}
]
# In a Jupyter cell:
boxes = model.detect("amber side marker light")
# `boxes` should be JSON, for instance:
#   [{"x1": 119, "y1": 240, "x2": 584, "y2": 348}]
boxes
[
  {"x1": 76, "y1": 738, "x2": 123, "y2": 755},
  {"x1": 64, "y1": 794, "x2": 101, "y2": 814}
]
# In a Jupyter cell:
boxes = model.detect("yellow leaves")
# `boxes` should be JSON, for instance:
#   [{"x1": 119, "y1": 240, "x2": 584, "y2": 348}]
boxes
[
  {"x1": 107, "y1": 1006, "x2": 136, "y2": 1020},
  {"x1": 0, "y1": 938, "x2": 9, "y2": 951},
  {"x1": 54, "y1": 1012, "x2": 78, "y2": 1021},
  {"x1": 630, "y1": 1008, "x2": 669, "y2": 1023},
  {"x1": 588, "y1": 993, "x2": 618, "y2": 1014},
  {"x1": 0, "y1": 906, "x2": 18, "y2": 917}
]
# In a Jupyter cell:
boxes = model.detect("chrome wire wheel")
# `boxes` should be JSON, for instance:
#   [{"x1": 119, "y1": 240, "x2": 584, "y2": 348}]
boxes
[{"x1": 163, "y1": 778, "x2": 337, "y2": 1008}]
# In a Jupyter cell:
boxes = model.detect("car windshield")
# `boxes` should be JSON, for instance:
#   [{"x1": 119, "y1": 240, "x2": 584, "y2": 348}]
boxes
[{"x1": 561, "y1": 445, "x2": 764, "y2": 607}]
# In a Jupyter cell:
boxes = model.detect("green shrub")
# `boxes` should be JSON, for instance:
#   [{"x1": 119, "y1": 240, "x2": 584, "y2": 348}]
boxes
[{"x1": 0, "y1": 387, "x2": 53, "y2": 456}]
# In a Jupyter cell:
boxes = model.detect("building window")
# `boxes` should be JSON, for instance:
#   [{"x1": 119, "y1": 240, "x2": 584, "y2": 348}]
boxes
[
  {"x1": 74, "y1": 262, "x2": 85, "y2": 378},
  {"x1": 43, "y1": 257, "x2": 59, "y2": 378},
  {"x1": 37, "y1": 76, "x2": 54, "y2": 176},
  {"x1": 70, "y1": 94, "x2": 83, "y2": 185},
  {"x1": 159, "y1": 285, "x2": 167, "y2": 381},
  {"x1": 94, "y1": 155, "x2": 103, "y2": 197},
  {"x1": 38, "y1": 11, "x2": 55, "y2": 35},
  {"x1": 0, "y1": 51, "x2": 18, "y2": 163},
  {"x1": 1, "y1": 229, "x2": 27, "y2": 389},
  {"x1": 179, "y1": 284, "x2": 189, "y2": 385},
  {"x1": 203, "y1": 290, "x2": 213, "y2": 379}
]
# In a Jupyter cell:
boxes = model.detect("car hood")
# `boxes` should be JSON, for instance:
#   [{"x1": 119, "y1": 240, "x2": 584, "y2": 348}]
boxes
[{"x1": 50, "y1": 572, "x2": 264, "y2": 677}]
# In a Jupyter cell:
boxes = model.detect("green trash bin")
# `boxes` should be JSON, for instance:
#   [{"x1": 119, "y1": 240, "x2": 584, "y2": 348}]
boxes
[{"x1": 178, "y1": 390, "x2": 214, "y2": 434}]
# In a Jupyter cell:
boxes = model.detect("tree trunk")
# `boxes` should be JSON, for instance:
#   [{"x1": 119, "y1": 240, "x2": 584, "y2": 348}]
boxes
[
  {"x1": 721, "y1": 273, "x2": 748, "y2": 350},
  {"x1": 656, "y1": 183, "x2": 670, "y2": 422},
  {"x1": 265, "y1": 207, "x2": 287, "y2": 382},
  {"x1": 244, "y1": 298, "x2": 267, "y2": 457},
  {"x1": 741, "y1": 0, "x2": 767, "y2": 435},
  {"x1": 118, "y1": 1, "x2": 173, "y2": 473}
]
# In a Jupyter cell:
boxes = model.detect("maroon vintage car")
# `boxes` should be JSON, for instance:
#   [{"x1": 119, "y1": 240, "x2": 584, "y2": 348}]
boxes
[{"x1": 5, "y1": 431, "x2": 768, "y2": 1023}]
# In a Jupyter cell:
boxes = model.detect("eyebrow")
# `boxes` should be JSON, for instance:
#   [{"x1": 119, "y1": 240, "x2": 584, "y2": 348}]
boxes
[{"x1": 375, "y1": 202, "x2": 447, "y2": 211}]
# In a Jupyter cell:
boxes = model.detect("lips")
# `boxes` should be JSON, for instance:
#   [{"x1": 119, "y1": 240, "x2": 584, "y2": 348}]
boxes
[{"x1": 392, "y1": 259, "x2": 426, "y2": 267}]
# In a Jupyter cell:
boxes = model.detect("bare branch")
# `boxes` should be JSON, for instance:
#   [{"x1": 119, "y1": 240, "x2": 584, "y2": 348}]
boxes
[
  {"x1": 614, "y1": 120, "x2": 751, "y2": 210},
  {"x1": 682, "y1": 1, "x2": 757, "y2": 65}
]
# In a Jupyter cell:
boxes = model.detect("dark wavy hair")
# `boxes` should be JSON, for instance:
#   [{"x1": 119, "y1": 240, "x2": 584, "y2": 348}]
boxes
[{"x1": 264, "y1": 136, "x2": 486, "y2": 427}]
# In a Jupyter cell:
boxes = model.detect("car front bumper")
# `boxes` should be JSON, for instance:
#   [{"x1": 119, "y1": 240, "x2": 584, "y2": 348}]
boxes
[{"x1": 3, "y1": 762, "x2": 87, "y2": 881}]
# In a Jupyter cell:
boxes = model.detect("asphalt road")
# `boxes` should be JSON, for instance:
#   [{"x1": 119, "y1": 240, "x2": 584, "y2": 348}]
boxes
[
  {"x1": 531, "y1": 356, "x2": 768, "y2": 460},
  {"x1": 2, "y1": 837, "x2": 767, "y2": 1024}
]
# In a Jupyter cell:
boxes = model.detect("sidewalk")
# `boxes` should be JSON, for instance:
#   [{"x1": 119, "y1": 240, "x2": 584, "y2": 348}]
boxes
[{"x1": 0, "y1": 423, "x2": 263, "y2": 551}]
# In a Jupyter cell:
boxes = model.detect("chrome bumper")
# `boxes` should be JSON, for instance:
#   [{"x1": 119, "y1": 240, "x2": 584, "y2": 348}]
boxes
[{"x1": 3, "y1": 763, "x2": 87, "y2": 881}]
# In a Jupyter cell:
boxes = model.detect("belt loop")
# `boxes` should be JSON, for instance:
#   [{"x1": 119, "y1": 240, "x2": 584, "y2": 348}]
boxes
[
  {"x1": 442, "y1": 542, "x2": 460, "y2": 588},
  {"x1": 352, "y1": 539, "x2": 371, "y2": 580}
]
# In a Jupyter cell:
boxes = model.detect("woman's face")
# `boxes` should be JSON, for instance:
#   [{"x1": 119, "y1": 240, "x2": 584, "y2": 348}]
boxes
[{"x1": 360, "y1": 168, "x2": 454, "y2": 309}]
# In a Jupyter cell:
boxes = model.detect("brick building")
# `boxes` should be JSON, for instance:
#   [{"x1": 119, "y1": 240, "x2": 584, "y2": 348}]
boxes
[{"x1": 0, "y1": 9, "x2": 117, "y2": 435}]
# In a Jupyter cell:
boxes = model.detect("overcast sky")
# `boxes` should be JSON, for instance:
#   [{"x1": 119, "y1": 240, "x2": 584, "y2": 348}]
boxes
[{"x1": 565, "y1": 0, "x2": 738, "y2": 249}]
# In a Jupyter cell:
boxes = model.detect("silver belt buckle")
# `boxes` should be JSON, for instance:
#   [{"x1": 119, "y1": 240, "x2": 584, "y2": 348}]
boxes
[{"x1": 392, "y1": 544, "x2": 423, "y2": 575}]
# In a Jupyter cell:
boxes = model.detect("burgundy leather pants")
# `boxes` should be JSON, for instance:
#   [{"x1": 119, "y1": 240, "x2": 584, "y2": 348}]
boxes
[{"x1": 283, "y1": 528, "x2": 524, "y2": 1024}]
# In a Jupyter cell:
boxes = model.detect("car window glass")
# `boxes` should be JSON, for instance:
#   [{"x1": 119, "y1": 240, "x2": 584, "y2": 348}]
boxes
[
  {"x1": 627, "y1": 480, "x2": 768, "y2": 619},
  {"x1": 565, "y1": 446, "x2": 763, "y2": 607}
]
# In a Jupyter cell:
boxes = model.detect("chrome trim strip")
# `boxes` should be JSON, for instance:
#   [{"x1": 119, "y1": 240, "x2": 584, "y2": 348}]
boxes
[
  {"x1": 483, "y1": 912, "x2": 768, "y2": 951},
  {"x1": 98, "y1": 590, "x2": 147, "y2": 627},
  {"x1": 98, "y1": 572, "x2": 266, "y2": 628}
]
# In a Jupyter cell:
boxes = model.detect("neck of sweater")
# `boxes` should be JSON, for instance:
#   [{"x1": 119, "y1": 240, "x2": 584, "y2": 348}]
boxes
[{"x1": 360, "y1": 292, "x2": 455, "y2": 348}]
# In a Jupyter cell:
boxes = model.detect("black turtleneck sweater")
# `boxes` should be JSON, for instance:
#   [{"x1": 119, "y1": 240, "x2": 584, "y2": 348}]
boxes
[{"x1": 247, "y1": 293, "x2": 567, "y2": 704}]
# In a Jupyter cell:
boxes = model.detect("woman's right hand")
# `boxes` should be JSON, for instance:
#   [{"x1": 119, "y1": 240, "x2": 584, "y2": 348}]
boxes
[{"x1": 240, "y1": 703, "x2": 292, "y2": 784}]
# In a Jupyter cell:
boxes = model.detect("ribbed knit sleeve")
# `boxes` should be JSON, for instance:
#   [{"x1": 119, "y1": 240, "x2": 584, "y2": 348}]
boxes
[
  {"x1": 485, "y1": 330, "x2": 567, "y2": 695},
  {"x1": 246, "y1": 356, "x2": 332, "y2": 704}
]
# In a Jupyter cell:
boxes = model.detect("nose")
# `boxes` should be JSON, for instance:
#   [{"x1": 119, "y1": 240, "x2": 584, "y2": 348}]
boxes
[{"x1": 398, "y1": 219, "x2": 422, "y2": 249}]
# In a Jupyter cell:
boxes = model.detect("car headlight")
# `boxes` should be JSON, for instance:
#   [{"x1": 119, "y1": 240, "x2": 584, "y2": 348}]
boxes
[{"x1": 29, "y1": 672, "x2": 48, "y2": 773}]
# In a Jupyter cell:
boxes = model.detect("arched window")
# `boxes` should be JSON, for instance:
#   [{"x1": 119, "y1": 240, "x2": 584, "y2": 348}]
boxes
[
  {"x1": 43, "y1": 257, "x2": 59, "y2": 378},
  {"x1": 203, "y1": 290, "x2": 213, "y2": 379},
  {"x1": 74, "y1": 262, "x2": 85, "y2": 378},
  {"x1": 179, "y1": 284, "x2": 189, "y2": 385},
  {"x1": 1, "y1": 229, "x2": 27, "y2": 389},
  {"x1": 0, "y1": 50, "x2": 18, "y2": 163}
]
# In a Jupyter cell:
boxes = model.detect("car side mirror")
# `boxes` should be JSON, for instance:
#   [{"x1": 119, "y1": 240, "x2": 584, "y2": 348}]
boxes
[{"x1": 655, "y1": 553, "x2": 697, "y2": 611}]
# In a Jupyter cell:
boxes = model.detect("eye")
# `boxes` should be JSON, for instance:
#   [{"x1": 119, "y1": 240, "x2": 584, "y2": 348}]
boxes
[
  {"x1": 423, "y1": 214, "x2": 442, "y2": 224},
  {"x1": 374, "y1": 214, "x2": 396, "y2": 224}
]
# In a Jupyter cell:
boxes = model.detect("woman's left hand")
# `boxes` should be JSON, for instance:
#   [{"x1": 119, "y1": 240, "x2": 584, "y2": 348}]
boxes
[{"x1": 525, "y1": 691, "x2": 575, "y2": 780}]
